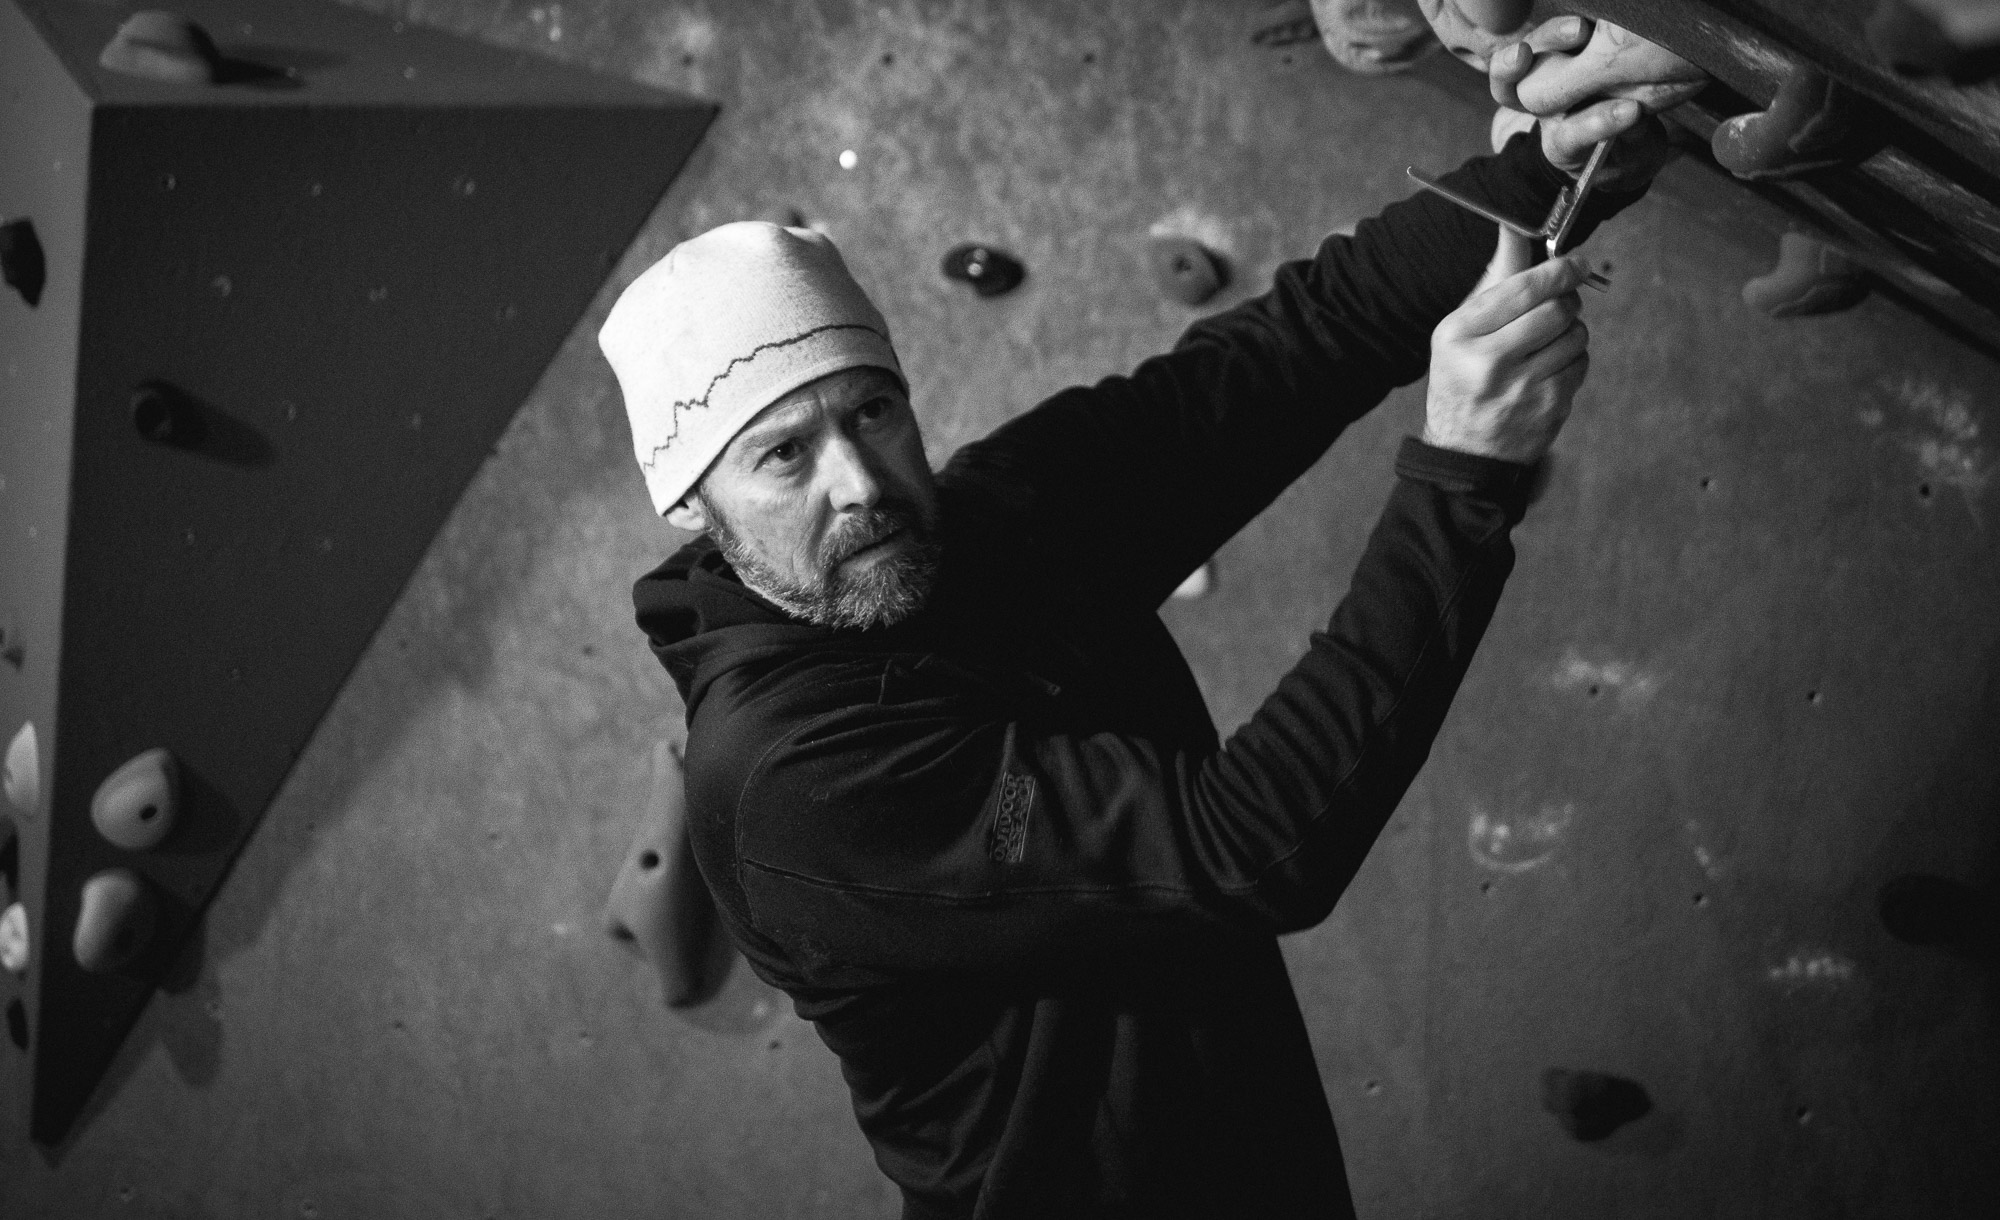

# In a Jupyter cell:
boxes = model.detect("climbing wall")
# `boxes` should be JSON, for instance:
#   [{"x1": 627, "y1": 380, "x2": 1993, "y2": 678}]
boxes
[
  {"x1": 0, "y1": 0, "x2": 710, "y2": 1149},
  {"x1": 1, "y1": 0, "x2": 1995, "y2": 1216}
]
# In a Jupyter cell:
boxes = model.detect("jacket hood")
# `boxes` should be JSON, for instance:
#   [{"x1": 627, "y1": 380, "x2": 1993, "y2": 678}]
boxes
[{"x1": 632, "y1": 538, "x2": 837, "y2": 717}]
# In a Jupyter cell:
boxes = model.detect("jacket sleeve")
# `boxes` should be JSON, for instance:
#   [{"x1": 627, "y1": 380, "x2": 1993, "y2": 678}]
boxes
[
  {"x1": 727, "y1": 441, "x2": 1536, "y2": 981},
  {"x1": 940, "y1": 132, "x2": 1632, "y2": 611}
]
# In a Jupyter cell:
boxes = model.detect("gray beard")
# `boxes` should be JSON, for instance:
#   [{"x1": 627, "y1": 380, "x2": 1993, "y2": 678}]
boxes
[{"x1": 699, "y1": 493, "x2": 940, "y2": 631}]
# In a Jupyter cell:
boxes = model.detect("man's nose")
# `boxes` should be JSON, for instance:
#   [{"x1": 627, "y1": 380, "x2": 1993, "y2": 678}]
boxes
[{"x1": 821, "y1": 434, "x2": 884, "y2": 513}]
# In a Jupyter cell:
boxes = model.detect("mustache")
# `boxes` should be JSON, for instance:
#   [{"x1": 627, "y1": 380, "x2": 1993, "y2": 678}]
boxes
[{"x1": 819, "y1": 499, "x2": 931, "y2": 567}]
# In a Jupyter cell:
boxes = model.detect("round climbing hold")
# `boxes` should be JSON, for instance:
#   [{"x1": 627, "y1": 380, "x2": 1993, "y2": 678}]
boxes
[
  {"x1": 130, "y1": 380, "x2": 206, "y2": 447},
  {"x1": 91, "y1": 747, "x2": 180, "y2": 851},
  {"x1": 73, "y1": 868, "x2": 160, "y2": 974},
  {"x1": 1148, "y1": 236, "x2": 1228, "y2": 307},
  {"x1": 1540, "y1": 1067, "x2": 1652, "y2": 1141},
  {"x1": 97, "y1": 11, "x2": 222, "y2": 85},
  {"x1": 0, "y1": 902, "x2": 28, "y2": 976},
  {"x1": 3, "y1": 722, "x2": 38, "y2": 818},
  {"x1": 1711, "y1": 65, "x2": 1858, "y2": 181},
  {"x1": 941, "y1": 244, "x2": 1025, "y2": 297},
  {"x1": 1742, "y1": 232, "x2": 1869, "y2": 318}
]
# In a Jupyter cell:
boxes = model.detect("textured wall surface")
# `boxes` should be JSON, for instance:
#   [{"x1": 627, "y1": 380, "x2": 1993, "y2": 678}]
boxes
[{"x1": 3, "y1": 1, "x2": 1997, "y2": 1217}]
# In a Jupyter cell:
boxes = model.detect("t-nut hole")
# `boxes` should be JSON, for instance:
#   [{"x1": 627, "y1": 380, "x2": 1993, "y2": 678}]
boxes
[{"x1": 639, "y1": 850, "x2": 661, "y2": 871}]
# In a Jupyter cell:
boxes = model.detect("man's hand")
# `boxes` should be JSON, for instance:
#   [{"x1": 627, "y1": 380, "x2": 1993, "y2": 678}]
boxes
[
  {"x1": 1488, "y1": 16, "x2": 1686, "y2": 190},
  {"x1": 1423, "y1": 228, "x2": 1591, "y2": 465}
]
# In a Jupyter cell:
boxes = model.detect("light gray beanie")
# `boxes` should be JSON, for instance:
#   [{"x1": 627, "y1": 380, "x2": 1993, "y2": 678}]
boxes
[{"x1": 599, "y1": 222, "x2": 904, "y2": 515}]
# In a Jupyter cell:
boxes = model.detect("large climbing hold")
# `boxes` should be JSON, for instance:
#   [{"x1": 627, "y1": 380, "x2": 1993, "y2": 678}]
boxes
[
  {"x1": 1743, "y1": 232, "x2": 1871, "y2": 318},
  {"x1": 3, "y1": 722, "x2": 39, "y2": 818},
  {"x1": 0, "y1": 218, "x2": 46, "y2": 308},
  {"x1": 1310, "y1": 0, "x2": 1438, "y2": 76},
  {"x1": 1712, "y1": 64, "x2": 1860, "y2": 181},
  {"x1": 1148, "y1": 236, "x2": 1229, "y2": 307},
  {"x1": 97, "y1": 11, "x2": 222, "y2": 86},
  {"x1": 603, "y1": 741, "x2": 735, "y2": 1008},
  {"x1": 73, "y1": 869, "x2": 159, "y2": 974},
  {"x1": 1541, "y1": 1067, "x2": 1653, "y2": 1141},
  {"x1": 90, "y1": 748, "x2": 180, "y2": 852},
  {"x1": 941, "y1": 244, "x2": 1026, "y2": 297}
]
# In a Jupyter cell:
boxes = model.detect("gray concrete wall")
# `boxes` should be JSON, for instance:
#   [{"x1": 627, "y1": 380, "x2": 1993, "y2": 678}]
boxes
[{"x1": 3, "y1": 1, "x2": 1996, "y2": 1216}]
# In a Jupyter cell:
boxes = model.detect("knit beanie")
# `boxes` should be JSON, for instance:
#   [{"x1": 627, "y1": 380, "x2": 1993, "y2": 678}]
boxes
[{"x1": 599, "y1": 222, "x2": 904, "y2": 516}]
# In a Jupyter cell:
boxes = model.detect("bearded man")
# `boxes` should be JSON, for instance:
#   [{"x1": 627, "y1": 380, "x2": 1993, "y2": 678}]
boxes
[{"x1": 601, "y1": 73, "x2": 1659, "y2": 1218}]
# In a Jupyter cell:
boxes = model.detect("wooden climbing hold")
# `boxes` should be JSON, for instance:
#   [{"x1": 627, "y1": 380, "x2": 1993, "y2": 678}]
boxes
[
  {"x1": 1742, "y1": 232, "x2": 1870, "y2": 318},
  {"x1": 941, "y1": 244, "x2": 1025, "y2": 297},
  {"x1": 1309, "y1": 0, "x2": 1438, "y2": 76},
  {"x1": 3, "y1": 722, "x2": 38, "y2": 818},
  {"x1": 1541, "y1": 1067, "x2": 1652, "y2": 1141},
  {"x1": 1712, "y1": 65, "x2": 1860, "y2": 181},
  {"x1": 1148, "y1": 236, "x2": 1228, "y2": 307},
  {"x1": 97, "y1": 11, "x2": 222, "y2": 86},
  {"x1": 602, "y1": 740, "x2": 735, "y2": 1008},
  {"x1": 0, "y1": 219, "x2": 46, "y2": 308},
  {"x1": 73, "y1": 869, "x2": 159, "y2": 974},
  {"x1": 90, "y1": 748, "x2": 180, "y2": 852}
]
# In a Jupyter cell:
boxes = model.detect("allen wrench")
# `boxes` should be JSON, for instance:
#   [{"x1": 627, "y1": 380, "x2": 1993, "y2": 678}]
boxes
[{"x1": 1406, "y1": 138, "x2": 1614, "y2": 291}]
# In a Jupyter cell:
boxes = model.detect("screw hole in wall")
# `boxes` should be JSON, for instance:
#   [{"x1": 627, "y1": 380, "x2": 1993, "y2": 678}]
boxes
[
  {"x1": 640, "y1": 850, "x2": 661, "y2": 871},
  {"x1": 1918, "y1": 482, "x2": 1933, "y2": 500}
]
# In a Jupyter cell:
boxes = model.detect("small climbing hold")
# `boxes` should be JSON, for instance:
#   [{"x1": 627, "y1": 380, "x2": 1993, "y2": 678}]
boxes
[
  {"x1": 0, "y1": 903, "x2": 28, "y2": 976},
  {"x1": 1742, "y1": 232, "x2": 1870, "y2": 318},
  {"x1": 74, "y1": 869, "x2": 160, "y2": 974},
  {"x1": 941, "y1": 244, "x2": 1025, "y2": 297},
  {"x1": 1712, "y1": 65, "x2": 1859, "y2": 181},
  {"x1": 3, "y1": 722, "x2": 38, "y2": 818},
  {"x1": 0, "y1": 219, "x2": 46, "y2": 307},
  {"x1": 130, "y1": 380, "x2": 206, "y2": 447},
  {"x1": 97, "y1": 11, "x2": 222, "y2": 85},
  {"x1": 1541, "y1": 1067, "x2": 1652, "y2": 1142},
  {"x1": 1868, "y1": 0, "x2": 2000, "y2": 78},
  {"x1": 91, "y1": 747, "x2": 180, "y2": 851},
  {"x1": 1172, "y1": 562, "x2": 1215, "y2": 600},
  {"x1": 1148, "y1": 236, "x2": 1228, "y2": 307},
  {"x1": 1309, "y1": 0, "x2": 1438, "y2": 76},
  {"x1": 603, "y1": 741, "x2": 735, "y2": 1008}
]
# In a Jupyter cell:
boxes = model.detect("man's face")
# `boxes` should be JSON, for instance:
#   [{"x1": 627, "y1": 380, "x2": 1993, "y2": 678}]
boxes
[{"x1": 672, "y1": 366, "x2": 940, "y2": 630}]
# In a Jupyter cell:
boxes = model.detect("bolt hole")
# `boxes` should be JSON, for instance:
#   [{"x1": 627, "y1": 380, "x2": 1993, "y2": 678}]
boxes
[
  {"x1": 1082, "y1": 50, "x2": 1096, "y2": 63},
  {"x1": 639, "y1": 850, "x2": 661, "y2": 871},
  {"x1": 139, "y1": 804, "x2": 157, "y2": 822},
  {"x1": 1364, "y1": 1079, "x2": 1382, "y2": 1094},
  {"x1": 1587, "y1": 684, "x2": 1601, "y2": 698},
  {"x1": 5, "y1": 998, "x2": 26, "y2": 1050},
  {"x1": 881, "y1": 51, "x2": 894, "y2": 65},
  {"x1": 1699, "y1": 476, "x2": 1713, "y2": 490},
  {"x1": 610, "y1": 925, "x2": 635, "y2": 942},
  {"x1": 1692, "y1": 892, "x2": 1707, "y2": 907},
  {"x1": 1479, "y1": 880, "x2": 1493, "y2": 895},
  {"x1": 1918, "y1": 482, "x2": 1933, "y2": 499},
  {"x1": 1806, "y1": 690, "x2": 1821, "y2": 705},
  {"x1": 1794, "y1": 1105, "x2": 1812, "y2": 1124}
]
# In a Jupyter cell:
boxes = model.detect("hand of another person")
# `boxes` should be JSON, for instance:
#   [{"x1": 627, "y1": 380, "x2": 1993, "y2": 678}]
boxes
[
  {"x1": 1423, "y1": 228, "x2": 1592, "y2": 465},
  {"x1": 1488, "y1": 16, "x2": 1687, "y2": 190}
]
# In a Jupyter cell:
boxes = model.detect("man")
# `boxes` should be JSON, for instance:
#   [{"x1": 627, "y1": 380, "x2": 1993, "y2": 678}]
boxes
[{"x1": 601, "y1": 49, "x2": 1661, "y2": 1219}]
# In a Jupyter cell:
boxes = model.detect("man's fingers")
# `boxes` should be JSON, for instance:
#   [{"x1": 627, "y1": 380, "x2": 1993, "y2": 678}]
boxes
[
  {"x1": 1521, "y1": 14, "x2": 1592, "y2": 55},
  {"x1": 1487, "y1": 292, "x2": 1583, "y2": 357},
  {"x1": 1540, "y1": 98, "x2": 1643, "y2": 172},
  {"x1": 1488, "y1": 18, "x2": 1590, "y2": 108},
  {"x1": 1477, "y1": 226, "x2": 1540, "y2": 290},
  {"x1": 1510, "y1": 316, "x2": 1591, "y2": 383},
  {"x1": 1456, "y1": 253, "x2": 1590, "y2": 338}
]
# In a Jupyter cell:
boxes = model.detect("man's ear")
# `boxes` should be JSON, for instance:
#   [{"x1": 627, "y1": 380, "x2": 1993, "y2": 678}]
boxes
[{"x1": 665, "y1": 496, "x2": 708, "y2": 533}]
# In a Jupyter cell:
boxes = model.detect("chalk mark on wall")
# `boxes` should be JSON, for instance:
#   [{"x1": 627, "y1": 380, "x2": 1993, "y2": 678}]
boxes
[
  {"x1": 1467, "y1": 801, "x2": 1576, "y2": 873},
  {"x1": 1548, "y1": 647, "x2": 1662, "y2": 710}
]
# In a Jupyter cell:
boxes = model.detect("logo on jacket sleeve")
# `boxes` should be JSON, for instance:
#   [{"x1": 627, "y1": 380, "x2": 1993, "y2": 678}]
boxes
[{"x1": 988, "y1": 770, "x2": 1036, "y2": 865}]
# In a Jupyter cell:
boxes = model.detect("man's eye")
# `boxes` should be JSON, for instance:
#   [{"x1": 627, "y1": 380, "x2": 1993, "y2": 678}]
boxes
[
  {"x1": 764, "y1": 440, "x2": 801, "y2": 465},
  {"x1": 856, "y1": 397, "x2": 892, "y2": 423}
]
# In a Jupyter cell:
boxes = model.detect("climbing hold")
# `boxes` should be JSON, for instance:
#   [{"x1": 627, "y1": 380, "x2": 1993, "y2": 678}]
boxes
[
  {"x1": 603, "y1": 741, "x2": 735, "y2": 1008},
  {"x1": 0, "y1": 219, "x2": 47, "y2": 308},
  {"x1": 941, "y1": 244, "x2": 1025, "y2": 297},
  {"x1": 3, "y1": 723, "x2": 39, "y2": 818},
  {"x1": 130, "y1": 380, "x2": 206, "y2": 447},
  {"x1": 1171, "y1": 563, "x2": 1215, "y2": 600},
  {"x1": 1712, "y1": 65, "x2": 1859, "y2": 180},
  {"x1": 1868, "y1": 0, "x2": 2000, "y2": 78},
  {"x1": 1456, "y1": 1, "x2": 1532, "y2": 35},
  {"x1": 1148, "y1": 236, "x2": 1228, "y2": 307},
  {"x1": 1742, "y1": 232, "x2": 1870, "y2": 318},
  {"x1": 1541, "y1": 1068, "x2": 1652, "y2": 1141},
  {"x1": 73, "y1": 869, "x2": 160, "y2": 974},
  {"x1": 97, "y1": 11, "x2": 222, "y2": 86},
  {"x1": 0, "y1": 903, "x2": 28, "y2": 977},
  {"x1": 1878, "y1": 873, "x2": 1983, "y2": 949},
  {"x1": 91, "y1": 748, "x2": 180, "y2": 851},
  {"x1": 1310, "y1": 0, "x2": 1438, "y2": 76}
]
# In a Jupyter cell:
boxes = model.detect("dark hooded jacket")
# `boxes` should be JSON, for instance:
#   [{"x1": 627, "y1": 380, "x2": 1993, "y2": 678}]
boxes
[{"x1": 634, "y1": 136, "x2": 1634, "y2": 1218}]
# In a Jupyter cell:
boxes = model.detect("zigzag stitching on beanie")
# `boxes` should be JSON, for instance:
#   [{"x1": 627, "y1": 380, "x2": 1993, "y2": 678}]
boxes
[{"x1": 638, "y1": 321, "x2": 892, "y2": 471}]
